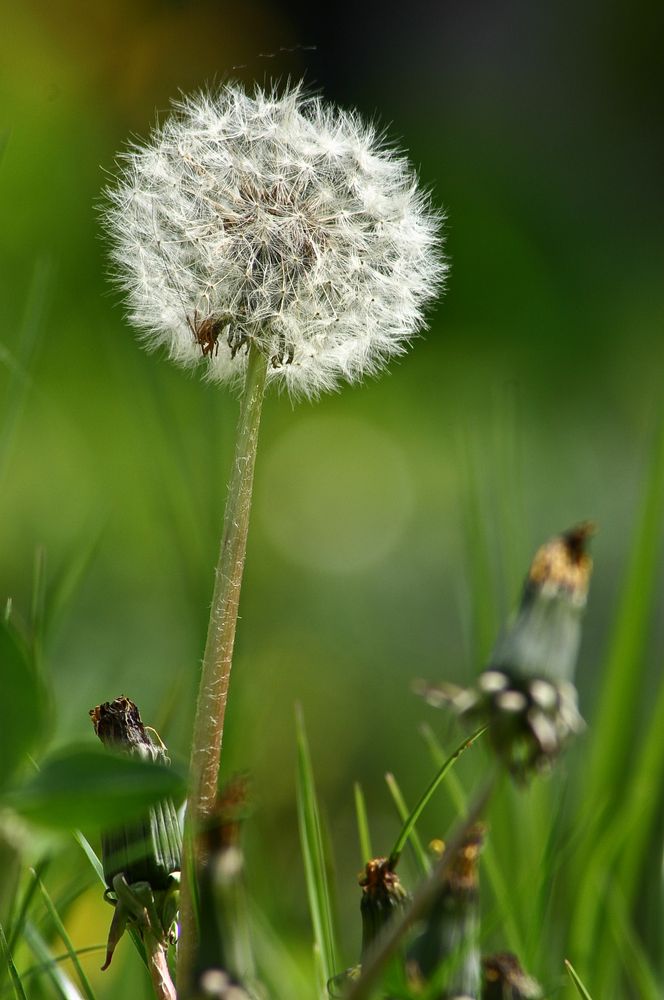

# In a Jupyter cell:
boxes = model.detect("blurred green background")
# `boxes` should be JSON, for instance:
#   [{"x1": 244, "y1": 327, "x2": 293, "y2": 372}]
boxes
[{"x1": 1, "y1": 0, "x2": 663, "y2": 996}]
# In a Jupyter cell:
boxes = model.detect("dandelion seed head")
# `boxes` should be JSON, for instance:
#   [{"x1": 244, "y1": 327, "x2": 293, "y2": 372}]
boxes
[{"x1": 104, "y1": 83, "x2": 444, "y2": 397}]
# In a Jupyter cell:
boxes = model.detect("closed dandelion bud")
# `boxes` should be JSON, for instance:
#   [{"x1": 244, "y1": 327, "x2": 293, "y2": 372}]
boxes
[
  {"x1": 359, "y1": 857, "x2": 410, "y2": 957},
  {"x1": 418, "y1": 525, "x2": 593, "y2": 780},
  {"x1": 103, "y1": 83, "x2": 444, "y2": 399},
  {"x1": 482, "y1": 953, "x2": 542, "y2": 999},
  {"x1": 90, "y1": 695, "x2": 181, "y2": 890},
  {"x1": 467, "y1": 523, "x2": 593, "y2": 778},
  {"x1": 408, "y1": 824, "x2": 484, "y2": 1000},
  {"x1": 90, "y1": 696, "x2": 181, "y2": 981}
]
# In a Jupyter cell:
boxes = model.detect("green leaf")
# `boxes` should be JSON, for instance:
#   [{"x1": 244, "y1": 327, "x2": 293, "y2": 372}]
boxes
[
  {"x1": 294, "y1": 705, "x2": 337, "y2": 996},
  {"x1": 565, "y1": 959, "x2": 593, "y2": 999},
  {"x1": 0, "y1": 619, "x2": 48, "y2": 793},
  {"x1": 4, "y1": 746, "x2": 185, "y2": 829}
]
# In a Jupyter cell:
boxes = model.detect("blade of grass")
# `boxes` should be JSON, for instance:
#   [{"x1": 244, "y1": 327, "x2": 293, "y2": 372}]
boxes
[
  {"x1": 7, "y1": 857, "x2": 49, "y2": 954},
  {"x1": 384, "y1": 773, "x2": 429, "y2": 875},
  {"x1": 33, "y1": 871, "x2": 96, "y2": 1000},
  {"x1": 0, "y1": 947, "x2": 106, "y2": 1000},
  {"x1": 0, "y1": 921, "x2": 27, "y2": 1000},
  {"x1": 295, "y1": 705, "x2": 338, "y2": 994},
  {"x1": 353, "y1": 783, "x2": 372, "y2": 865},
  {"x1": 617, "y1": 660, "x2": 664, "y2": 901},
  {"x1": 73, "y1": 832, "x2": 147, "y2": 968},
  {"x1": 249, "y1": 903, "x2": 312, "y2": 1000},
  {"x1": 572, "y1": 427, "x2": 664, "y2": 975},
  {"x1": 565, "y1": 959, "x2": 593, "y2": 999},
  {"x1": 388, "y1": 727, "x2": 485, "y2": 869},
  {"x1": 587, "y1": 423, "x2": 664, "y2": 810},
  {"x1": 605, "y1": 886, "x2": 661, "y2": 1000},
  {"x1": 23, "y1": 921, "x2": 83, "y2": 1000}
]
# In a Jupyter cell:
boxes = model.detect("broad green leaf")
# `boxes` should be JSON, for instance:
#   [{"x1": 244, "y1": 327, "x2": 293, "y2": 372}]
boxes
[
  {"x1": 4, "y1": 746, "x2": 184, "y2": 829},
  {"x1": 0, "y1": 919, "x2": 28, "y2": 1000},
  {"x1": 0, "y1": 619, "x2": 48, "y2": 792},
  {"x1": 588, "y1": 423, "x2": 664, "y2": 808}
]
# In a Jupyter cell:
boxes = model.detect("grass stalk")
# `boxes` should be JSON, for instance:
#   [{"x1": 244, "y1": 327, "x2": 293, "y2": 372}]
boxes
[
  {"x1": 177, "y1": 344, "x2": 269, "y2": 994},
  {"x1": 353, "y1": 783, "x2": 373, "y2": 866},
  {"x1": 388, "y1": 726, "x2": 486, "y2": 870}
]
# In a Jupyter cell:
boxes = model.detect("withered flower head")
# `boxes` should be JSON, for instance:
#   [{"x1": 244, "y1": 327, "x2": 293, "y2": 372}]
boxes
[
  {"x1": 482, "y1": 952, "x2": 542, "y2": 999},
  {"x1": 418, "y1": 524, "x2": 594, "y2": 780},
  {"x1": 359, "y1": 856, "x2": 410, "y2": 957}
]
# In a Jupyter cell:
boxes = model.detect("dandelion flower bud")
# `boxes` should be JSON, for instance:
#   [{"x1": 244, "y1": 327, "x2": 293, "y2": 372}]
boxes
[
  {"x1": 418, "y1": 524, "x2": 594, "y2": 780},
  {"x1": 104, "y1": 83, "x2": 444, "y2": 397},
  {"x1": 408, "y1": 824, "x2": 485, "y2": 1000}
]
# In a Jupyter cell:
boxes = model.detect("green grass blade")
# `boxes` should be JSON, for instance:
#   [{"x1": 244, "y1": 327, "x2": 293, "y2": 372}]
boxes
[
  {"x1": 606, "y1": 886, "x2": 661, "y2": 1000},
  {"x1": 73, "y1": 833, "x2": 105, "y2": 886},
  {"x1": 384, "y1": 773, "x2": 429, "y2": 875},
  {"x1": 587, "y1": 423, "x2": 664, "y2": 810},
  {"x1": 295, "y1": 705, "x2": 338, "y2": 994},
  {"x1": 7, "y1": 857, "x2": 49, "y2": 954},
  {"x1": 565, "y1": 959, "x2": 593, "y2": 999},
  {"x1": 34, "y1": 872, "x2": 97, "y2": 1000},
  {"x1": 23, "y1": 921, "x2": 84, "y2": 1000},
  {"x1": 618, "y1": 661, "x2": 664, "y2": 900},
  {"x1": 249, "y1": 902, "x2": 312, "y2": 1000},
  {"x1": 3, "y1": 947, "x2": 106, "y2": 999},
  {"x1": 388, "y1": 727, "x2": 485, "y2": 869},
  {"x1": 0, "y1": 921, "x2": 28, "y2": 1000},
  {"x1": 353, "y1": 782, "x2": 372, "y2": 865}
]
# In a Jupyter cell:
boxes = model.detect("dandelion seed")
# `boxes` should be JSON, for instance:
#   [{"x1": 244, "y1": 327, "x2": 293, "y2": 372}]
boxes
[{"x1": 104, "y1": 83, "x2": 444, "y2": 398}]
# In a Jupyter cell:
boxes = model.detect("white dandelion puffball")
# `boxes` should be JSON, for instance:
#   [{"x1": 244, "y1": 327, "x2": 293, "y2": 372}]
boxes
[{"x1": 105, "y1": 83, "x2": 444, "y2": 397}]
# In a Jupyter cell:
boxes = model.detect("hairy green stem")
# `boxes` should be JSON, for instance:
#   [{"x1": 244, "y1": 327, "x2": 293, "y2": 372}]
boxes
[{"x1": 177, "y1": 345, "x2": 269, "y2": 994}]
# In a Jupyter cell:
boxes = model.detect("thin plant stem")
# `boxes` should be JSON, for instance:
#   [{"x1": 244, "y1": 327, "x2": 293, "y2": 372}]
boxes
[
  {"x1": 177, "y1": 344, "x2": 269, "y2": 993},
  {"x1": 145, "y1": 940, "x2": 176, "y2": 1000}
]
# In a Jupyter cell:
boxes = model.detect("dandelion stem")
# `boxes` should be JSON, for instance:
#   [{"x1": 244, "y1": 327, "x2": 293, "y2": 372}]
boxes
[{"x1": 177, "y1": 343, "x2": 269, "y2": 993}]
